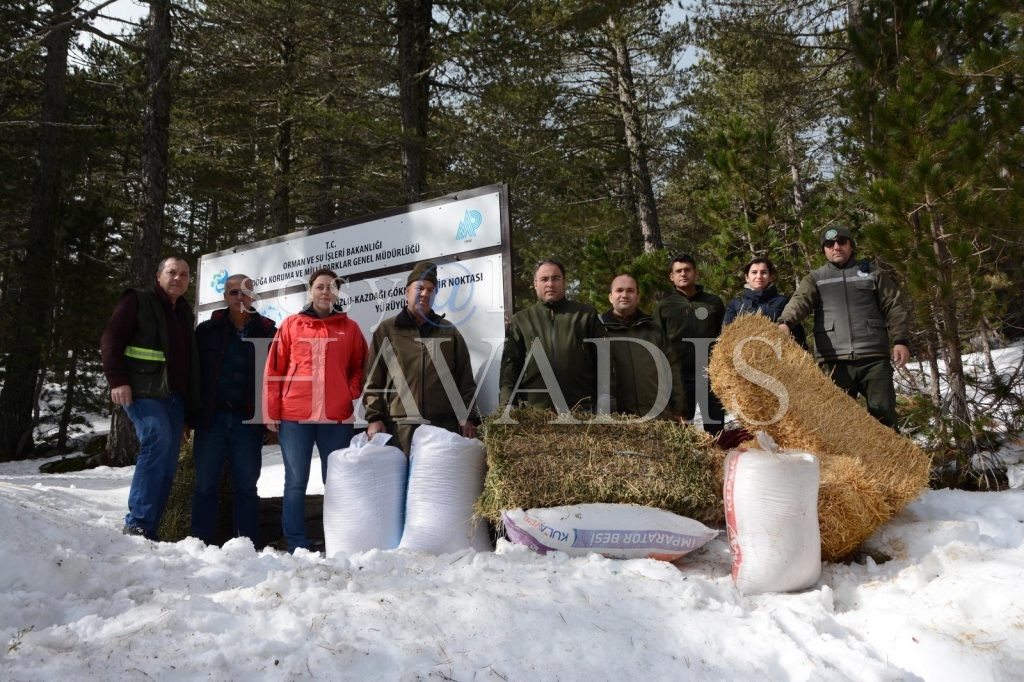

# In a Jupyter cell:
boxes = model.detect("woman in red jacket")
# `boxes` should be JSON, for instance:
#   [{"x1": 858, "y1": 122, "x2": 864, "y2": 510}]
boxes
[{"x1": 265, "y1": 268, "x2": 367, "y2": 552}]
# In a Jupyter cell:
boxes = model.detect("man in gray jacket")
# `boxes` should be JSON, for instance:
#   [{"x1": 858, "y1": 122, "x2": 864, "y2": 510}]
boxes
[{"x1": 778, "y1": 226, "x2": 911, "y2": 428}]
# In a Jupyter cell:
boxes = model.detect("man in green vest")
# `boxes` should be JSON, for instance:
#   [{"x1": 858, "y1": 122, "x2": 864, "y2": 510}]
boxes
[
  {"x1": 499, "y1": 259, "x2": 606, "y2": 414},
  {"x1": 599, "y1": 274, "x2": 678, "y2": 420},
  {"x1": 364, "y1": 261, "x2": 480, "y2": 454},
  {"x1": 653, "y1": 254, "x2": 727, "y2": 435},
  {"x1": 101, "y1": 256, "x2": 200, "y2": 539},
  {"x1": 777, "y1": 226, "x2": 911, "y2": 428}
]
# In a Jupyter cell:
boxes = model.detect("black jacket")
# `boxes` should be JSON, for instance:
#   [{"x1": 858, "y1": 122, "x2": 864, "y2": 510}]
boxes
[
  {"x1": 724, "y1": 284, "x2": 807, "y2": 347},
  {"x1": 192, "y1": 308, "x2": 277, "y2": 428}
]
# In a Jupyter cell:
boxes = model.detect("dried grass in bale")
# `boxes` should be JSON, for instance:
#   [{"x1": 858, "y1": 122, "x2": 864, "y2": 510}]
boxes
[
  {"x1": 709, "y1": 315, "x2": 931, "y2": 557},
  {"x1": 477, "y1": 406, "x2": 724, "y2": 526},
  {"x1": 817, "y1": 457, "x2": 891, "y2": 560}
]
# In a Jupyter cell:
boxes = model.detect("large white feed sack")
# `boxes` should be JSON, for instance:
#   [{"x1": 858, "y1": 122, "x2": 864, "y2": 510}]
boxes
[
  {"x1": 399, "y1": 425, "x2": 492, "y2": 553},
  {"x1": 503, "y1": 504, "x2": 718, "y2": 561},
  {"x1": 725, "y1": 443, "x2": 821, "y2": 595},
  {"x1": 323, "y1": 433, "x2": 407, "y2": 557}
]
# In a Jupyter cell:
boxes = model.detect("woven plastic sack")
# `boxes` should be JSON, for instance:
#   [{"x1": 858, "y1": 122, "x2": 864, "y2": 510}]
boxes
[
  {"x1": 399, "y1": 425, "x2": 491, "y2": 553},
  {"x1": 725, "y1": 433, "x2": 821, "y2": 595},
  {"x1": 323, "y1": 432, "x2": 407, "y2": 557},
  {"x1": 503, "y1": 503, "x2": 718, "y2": 561}
]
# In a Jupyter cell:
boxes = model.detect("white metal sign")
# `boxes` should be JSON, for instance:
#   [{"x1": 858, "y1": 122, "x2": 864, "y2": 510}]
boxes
[{"x1": 196, "y1": 185, "x2": 511, "y2": 418}]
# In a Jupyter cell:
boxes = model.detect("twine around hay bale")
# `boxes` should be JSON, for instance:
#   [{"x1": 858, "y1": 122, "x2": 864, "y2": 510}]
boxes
[
  {"x1": 477, "y1": 406, "x2": 724, "y2": 527},
  {"x1": 708, "y1": 314, "x2": 931, "y2": 560}
]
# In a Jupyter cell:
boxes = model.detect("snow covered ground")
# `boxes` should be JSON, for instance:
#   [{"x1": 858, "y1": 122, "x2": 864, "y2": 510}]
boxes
[{"x1": 1, "y1": 447, "x2": 1022, "y2": 681}]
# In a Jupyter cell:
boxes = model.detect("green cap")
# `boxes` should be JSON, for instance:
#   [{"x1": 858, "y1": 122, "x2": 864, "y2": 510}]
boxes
[
  {"x1": 821, "y1": 226, "x2": 854, "y2": 245},
  {"x1": 407, "y1": 261, "x2": 439, "y2": 287}
]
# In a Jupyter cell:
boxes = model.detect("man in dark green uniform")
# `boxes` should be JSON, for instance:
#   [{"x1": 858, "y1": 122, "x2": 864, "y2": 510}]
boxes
[
  {"x1": 599, "y1": 274, "x2": 678, "y2": 420},
  {"x1": 499, "y1": 259, "x2": 606, "y2": 414},
  {"x1": 777, "y1": 226, "x2": 911, "y2": 429},
  {"x1": 653, "y1": 254, "x2": 726, "y2": 435},
  {"x1": 363, "y1": 262, "x2": 479, "y2": 453}
]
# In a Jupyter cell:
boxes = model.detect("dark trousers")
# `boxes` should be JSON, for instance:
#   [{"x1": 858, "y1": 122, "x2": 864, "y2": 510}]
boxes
[
  {"x1": 191, "y1": 410, "x2": 264, "y2": 545},
  {"x1": 682, "y1": 378, "x2": 726, "y2": 436},
  {"x1": 822, "y1": 357, "x2": 899, "y2": 429}
]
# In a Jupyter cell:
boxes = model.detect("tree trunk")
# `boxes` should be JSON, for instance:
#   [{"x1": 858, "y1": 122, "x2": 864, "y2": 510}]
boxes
[
  {"x1": 0, "y1": 0, "x2": 74, "y2": 460},
  {"x1": 979, "y1": 317, "x2": 1001, "y2": 387},
  {"x1": 271, "y1": 112, "x2": 293, "y2": 234},
  {"x1": 926, "y1": 199, "x2": 973, "y2": 457},
  {"x1": 608, "y1": 16, "x2": 662, "y2": 253},
  {"x1": 132, "y1": 0, "x2": 173, "y2": 284},
  {"x1": 316, "y1": 147, "x2": 337, "y2": 226},
  {"x1": 106, "y1": 0, "x2": 174, "y2": 468},
  {"x1": 271, "y1": 23, "x2": 296, "y2": 235},
  {"x1": 397, "y1": 0, "x2": 431, "y2": 203},
  {"x1": 57, "y1": 345, "x2": 79, "y2": 451}
]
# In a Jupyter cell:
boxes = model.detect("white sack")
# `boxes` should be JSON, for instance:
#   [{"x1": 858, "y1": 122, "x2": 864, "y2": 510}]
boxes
[
  {"x1": 323, "y1": 432, "x2": 407, "y2": 557},
  {"x1": 399, "y1": 425, "x2": 491, "y2": 553},
  {"x1": 502, "y1": 504, "x2": 718, "y2": 561},
  {"x1": 725, "y1": 440, "x2": 821, "y2": 595}
]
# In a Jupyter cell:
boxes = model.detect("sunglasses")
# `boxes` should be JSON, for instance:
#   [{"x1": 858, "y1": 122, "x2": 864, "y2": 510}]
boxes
[
  {"x1": 226, "y1": 289, "x2": 252, "y2": 297},
  {"x1": 823, "y1": 237, "x2": 851, "y2": 248}
]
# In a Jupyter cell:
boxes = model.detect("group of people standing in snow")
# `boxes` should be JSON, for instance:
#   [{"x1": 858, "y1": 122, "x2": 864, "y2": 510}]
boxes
[
  {"x1": 499, "y1": 226, "x2": 909, "y2": 434},
  {"x1": 100, "y1": 224, "x2": 910, "y2": 552}
]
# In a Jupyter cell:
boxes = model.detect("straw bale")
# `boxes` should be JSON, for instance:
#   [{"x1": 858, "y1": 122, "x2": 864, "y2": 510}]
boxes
[
  {"x1": 478, "y1": 407, "x2": 724, "y2": 527},
  {"x1": 709, "y1": 315, "x2": 931, "y2": 559},
  {"x1": 818, "y1": 457, "x2": 891, "y2": 560}
]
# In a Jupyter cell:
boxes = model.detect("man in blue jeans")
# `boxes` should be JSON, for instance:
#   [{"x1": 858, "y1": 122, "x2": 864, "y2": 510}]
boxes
[
  {"x1": 190, "y1": 274, "x2": 277, "y2": 546},
  {"x1": 101, "y1": 256, "x2": 200, "y2": 540}
]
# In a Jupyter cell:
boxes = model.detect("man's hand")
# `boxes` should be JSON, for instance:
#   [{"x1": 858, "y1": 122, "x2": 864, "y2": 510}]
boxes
[
  {"x1": 111, "y1": 385, "x2": 133, "y2": 406},
  {"x1": 460, "y1": 422, "x2": 477, "y2": 439},
  {"x1": 892, "y1": 344, "x2": 910, "y2": 370},
  {"x1": 266, "y1": 421, "x2": 280, "y2": 433},
  {"x1": 777, "y1": 323, "x2": 792, "y2": 337},
  {"x1": 366, "y1": 420, "x2": 387, "y2": 438}
]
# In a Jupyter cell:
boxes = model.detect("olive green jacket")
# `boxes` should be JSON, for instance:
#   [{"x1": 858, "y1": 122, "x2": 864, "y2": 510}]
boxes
[
  {"x1": 499, "y1": 298, "x2": 606, "y2": 411},
  {"x1": 779, "y1": 259, "x2": 911, "y2": 361},
  {"x1": 599, "y1": 309, "x2": 679, "y2": 420},
  {"x1": 653, "y1": 286, "x2": 725, "y2": 410},
  {"x1": 363, "y1": 308, "x2": 479, "y2": 425}
]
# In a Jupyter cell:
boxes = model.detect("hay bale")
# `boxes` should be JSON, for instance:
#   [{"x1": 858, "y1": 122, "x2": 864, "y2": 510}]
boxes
[
  {"x1": 477, "y1": 407, "x2": 724, "y2": 527},
  {"x1": 818, "y1": 457, "x2": 891, "y2": 559},
  {"x1": 709, "y1": 314, "x2": 931, "y2": 560}
]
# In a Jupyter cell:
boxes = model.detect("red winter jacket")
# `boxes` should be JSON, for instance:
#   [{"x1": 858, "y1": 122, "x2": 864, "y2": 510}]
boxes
[{"x1": 264, "y1": 307, "x2": 368, "y2": 423}]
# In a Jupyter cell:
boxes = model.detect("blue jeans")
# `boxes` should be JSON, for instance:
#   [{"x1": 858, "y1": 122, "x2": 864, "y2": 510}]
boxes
[
  {"x1": 124, "y1": 394, "x2": 185, "y2": 539},
  {"x1": 191, "y1": 410, "x2": 264, "y2": 545},
  {"x1": 277, "y1": 421, "x2": 353, "y2": 551}
]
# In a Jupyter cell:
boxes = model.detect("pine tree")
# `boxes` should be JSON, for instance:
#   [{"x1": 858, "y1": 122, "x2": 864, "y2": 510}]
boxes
[{"x1": 842, "y1": 0, "x2": 1023, "y2": 462}]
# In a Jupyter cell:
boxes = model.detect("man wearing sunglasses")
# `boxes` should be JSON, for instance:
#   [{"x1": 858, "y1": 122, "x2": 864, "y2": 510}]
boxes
[
  {"x1": 778, "y1": 226, "x2": 911, "y2": 429},
  {"x1": 190, "y1": 275, "x2": 277, "y2": 546}
]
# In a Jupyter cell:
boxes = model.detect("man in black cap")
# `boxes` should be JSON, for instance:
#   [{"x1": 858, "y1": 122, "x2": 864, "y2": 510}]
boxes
[
  {"x1": 363, "y1": 261, "x2": 480, "y2": 453},
  {"x1": 778, "y1": 226, "x2": 911, "y2": 428}
]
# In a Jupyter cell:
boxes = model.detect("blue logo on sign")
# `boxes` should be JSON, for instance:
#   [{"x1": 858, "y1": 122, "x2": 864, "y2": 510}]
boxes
[
  {"x1": 455, "y1": 209, "x2": 483, "y2": 241},
  {"x1": 259, "y1": 304, "x2": 286, "y2": 324},
  {"x1": 210, "y1": 269, "x2": 229, "y2": 294}
]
